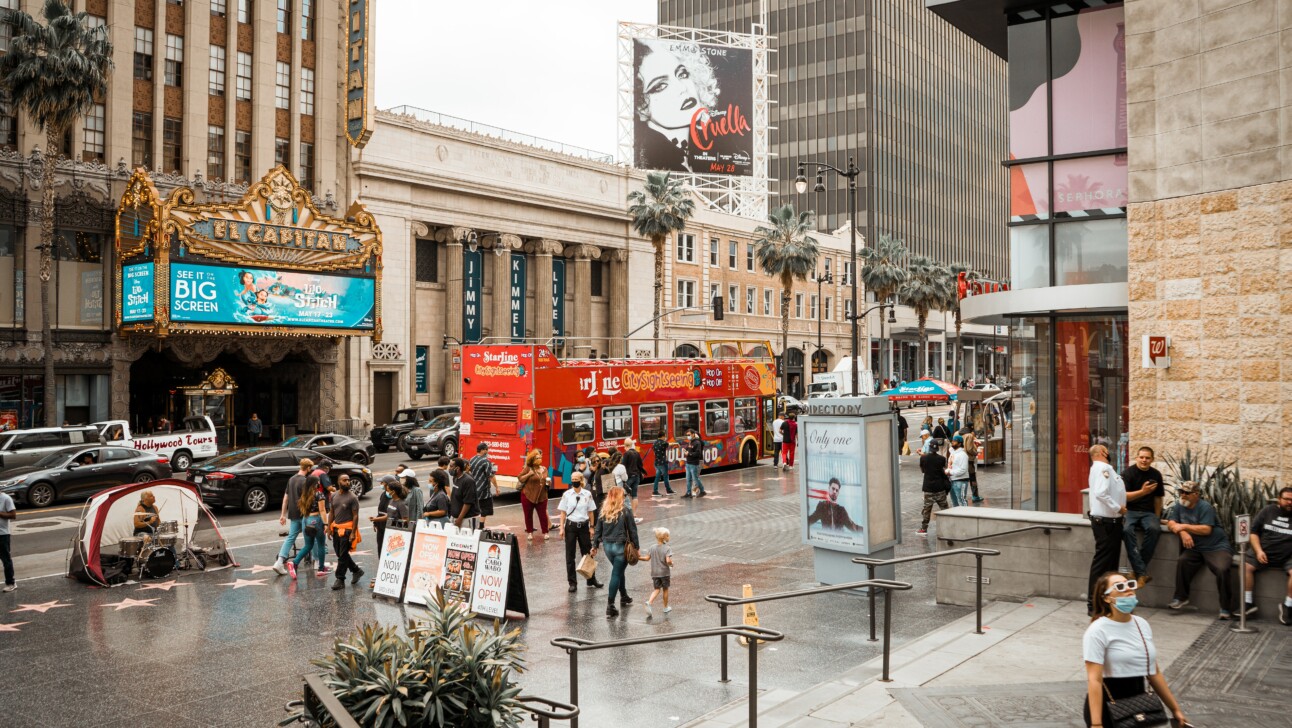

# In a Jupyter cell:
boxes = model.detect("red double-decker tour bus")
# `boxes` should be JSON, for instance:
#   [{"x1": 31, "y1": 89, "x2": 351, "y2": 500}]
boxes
[{"x1": 458, "y1": 345, "x2": 778, "y2": 489}]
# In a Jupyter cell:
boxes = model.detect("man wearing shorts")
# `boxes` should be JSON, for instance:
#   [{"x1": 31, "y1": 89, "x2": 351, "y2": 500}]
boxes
[{"x1": 1245, "y1": 486, "x2": 1292, "y2": 624}]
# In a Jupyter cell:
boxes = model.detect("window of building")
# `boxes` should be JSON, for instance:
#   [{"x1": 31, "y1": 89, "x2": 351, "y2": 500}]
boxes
[
  {"x1": 234, "y1": 131, "x2": 251, "y2": 182},
  {"x1": 708, "y1": 283, "x2": 719, "y2": 310},
  {"x1": 763, "y1": 288, "x2": 771, "y2": 316},
  {"x1": 52, "y1": 230, "x2": 105, "y2": 328},
  {"x1": 728, "y1": 240, "x2": 738, "y2": 269},
  {"x1": 235, "y1": 52, "x2": 252, "y2": 100},
  {"x1": 300, "y1": 67, "x2": 315, "y2": 115},
  {"x1": 0, "y1": 0, "x2": 17, "y2": 54},
  {"x1": 298, "y1": 142, "x2": 314, "y2": 192},
  {"x1": 676, "y1": 233, "x2": 695, "y2": 263},
  {"x1": 727, "y1": 284, "x2": 737, "y2": 312},
  {"x1": 211, "y1": 0, "x2": 227, "y2": 16},
  {"x1": 132, "y1": 112, "x2": 152, "y2": 168},
  {"x1": 708, "y1": 238, "x2": 718, "y2": 266},
  {"x1": 274, "y1": 62, "x2": 290, "y2": 110},
  {"x1": 844, "y1": 298, "x2": 853, "y2": 319},
  {"x1": 415, "y1": 239, "x2": 439, "y2": 283},
  {"x1": 639, "y1": 404, "x2": 667, "y2": 442},
  {"x1": 810, "y1": 295, "x2": 818, "y2": 320},
  {"x1": 300, "y1": 0, "x2": 314, "y2": 40},
  {"x1": 1054, "y1": 218, "x2": 1127, "y2": 286},
  {"x1": 746, "y1": 243, "x2": 755, "y2": 271},
  {"x1": 824, "y1": 296, "x2": 832, "y2": 321},
  {"x1": 276, "y1": 0, "x2": 290, "y2": 34},
  {"x1": 673, "y1": 401, "x2": 699, "y2": 438},
  {"x1": 823, "y1": 257, "x2": 832, "y2": 279},
  {"x1": 162, "y1": 117, "x2": 181, "y2": 172},
  {"x1": 603, "y1": 406, "x2": 633, "y2": 440},
  {"x1": 82, "y1": 104, "x2": 105, "y2": 162},
  {"x1": 0, "y1": 224, "x2": 18, "y2": 327},
  {"x1": 745, "y1": 286, "x2": 754, "y2": 314},
  {"x1": 842, "y1": 261, "x2": 853, "y2": 285},
  {"x1": 705, "y1": 400, "x2": 730, "y2": 436},
  {"x1": 134, "y1": 27, "x2": 153, "y2": 81},
  {"x1": 795, "y1": 293, "x2": 804, "y2": 318},
  {"x1": 207, "y1": 126, "x2": 225, "y2": 180},
  {"x1": 676, "y1": 279, "x2": 696, "y2": 309},
  {"x1": 734, "y1": 398, "x2": 757, "y2": 433},
  {"x1": 208, "y1": 45, "x2": 226, "y2": 96},
  {"x1": 164, "y1": 34, "x2": 183, "y2": 87},
  {"x1": 237, "y1": 0, "x2": 252, "y2": 24},
  {"x1": 274, "y1": 136, "x2": 289, "y2": 167},
  {"x1": 0, "y1": 94, "x2": 13, "y2": 149},
  {"x1": 590, "y1": 259, "x2": 604, "y2": 297},
  {"x1": 561, "y1": 409, "x2": 594, "y2": 444},
  {"x1": 86, "y1": 14, "x2": 106, "y2": 31}
]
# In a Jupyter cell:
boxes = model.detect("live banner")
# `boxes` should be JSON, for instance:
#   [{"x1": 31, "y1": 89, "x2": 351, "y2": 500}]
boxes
[
  {"x1": 372, "y1": 526, "x2": 414, "y2": 600},
  {"x1": 404, "y1": 521, "x2": 452, "y2": 606},
  {"x1": 551, "y1": 259, "x2": 565, "y2": 339}
]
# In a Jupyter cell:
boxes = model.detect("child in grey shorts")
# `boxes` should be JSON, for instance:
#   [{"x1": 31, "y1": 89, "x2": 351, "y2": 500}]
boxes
[{"x1": 640, "y1": 527, "x2": 673, "y2": 616}]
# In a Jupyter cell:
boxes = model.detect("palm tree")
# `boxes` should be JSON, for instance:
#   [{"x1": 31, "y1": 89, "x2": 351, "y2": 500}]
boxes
[
  {"x1": 947, "y1": 261, "x2": 975, "y2": 382},
  {"x1": 859, "y1": 233, "x2": 907, "y2": 383},
  {"x1": 0, "y1": 1, "x2": 112, "y2": 425},
  {"x1": 898, "y1": 256, "x2": 954, "y2": 379},
  {"x1": 754, "y1": 204, "x2": 819, "y2": 395},
  {"x1": 627, "y1": 171, "x2": 695, "y2": 357}
]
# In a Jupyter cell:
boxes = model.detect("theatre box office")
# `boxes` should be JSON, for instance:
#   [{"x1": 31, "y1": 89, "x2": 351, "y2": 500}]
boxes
[{"x1": 113, "y1": 167, "x2": 382, "y2": 438}]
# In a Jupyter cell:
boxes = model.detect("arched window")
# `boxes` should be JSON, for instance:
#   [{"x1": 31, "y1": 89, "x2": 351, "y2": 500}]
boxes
[{"x1": 674, "y1": 343, "x2": 702, "y2": 358}]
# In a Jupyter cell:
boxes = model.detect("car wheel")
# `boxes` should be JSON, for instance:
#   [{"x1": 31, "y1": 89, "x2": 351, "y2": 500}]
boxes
[
  {"x1": 395, "y1": 434, "x2": 409, "y2": 452},
  {"x1": 351, "y1": 478, "x2": 368, "y2": 498},
  {"x1": 27, "y1": 482, "x2": 55, "y2": 508},
  {"x1": 409, "y1": 452, "x2": 424, "y2": 460},
  {"x1": 442, "y1": 440, "x2": 457, "y2": 458},
  {"x1": 134, "y1": 472, "x2": 155, "y2": 483},
  {"x1": 243, "y1": 486, "x2": 270, "y2": 513},
  {"x1": 172, "y1": 450, "x2": 193, "y2": 472},
  {"x1": 351, "y1": 451, "x2": 369, "y2": 465}
]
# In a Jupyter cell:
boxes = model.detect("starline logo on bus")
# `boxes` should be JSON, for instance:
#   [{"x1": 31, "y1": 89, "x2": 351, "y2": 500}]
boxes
[{"x1": 482, "y1": 351, "x2": 520, "y2": 366}]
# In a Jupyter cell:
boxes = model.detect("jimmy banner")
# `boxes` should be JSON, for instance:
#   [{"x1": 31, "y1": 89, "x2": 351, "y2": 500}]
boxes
[
  {"x1": 167, "y1": 262, "x2": 375, "y2": 330},
  {"x1": 632, "y1": 37, "x2": 753, "y2": 176}
]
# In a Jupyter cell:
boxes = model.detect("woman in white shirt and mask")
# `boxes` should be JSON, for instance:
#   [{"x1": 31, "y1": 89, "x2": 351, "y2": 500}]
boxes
[{"x1": 1083, "y1": 572, "x2": 1189, "y2": 727}]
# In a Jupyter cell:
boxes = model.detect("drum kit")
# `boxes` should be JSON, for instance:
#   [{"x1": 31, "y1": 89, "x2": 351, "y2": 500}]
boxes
[{"x1": 118, "y1": 520, "x2": 208, "y2": 581}]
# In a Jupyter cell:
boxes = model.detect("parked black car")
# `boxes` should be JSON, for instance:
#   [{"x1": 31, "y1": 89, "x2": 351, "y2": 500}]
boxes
[
  {"x1": 0, "y1": 445, "x2": 173, "y2": 508},
  {"x1": 279, "y1": 433, "x2": 376, "y2": 465},
  {"x1": 400, "y1": 412, "x2": 461, "y2": 460},
  {"x1": 187, "y1": 447, "x2": 373, "y2": 513},
  {"x1": 370, "y1": 405, "x2": 457, "y2": 453}
]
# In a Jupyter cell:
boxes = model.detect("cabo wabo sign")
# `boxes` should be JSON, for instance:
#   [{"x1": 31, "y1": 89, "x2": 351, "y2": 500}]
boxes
[{"x1": 114, "y1": 166, "x2": 382, "y2": 340}]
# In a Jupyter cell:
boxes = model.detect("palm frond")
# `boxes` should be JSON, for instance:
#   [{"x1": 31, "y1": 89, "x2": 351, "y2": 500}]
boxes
[{"x1": 0, "y1": 1, "x2": 114, "y2": 135}]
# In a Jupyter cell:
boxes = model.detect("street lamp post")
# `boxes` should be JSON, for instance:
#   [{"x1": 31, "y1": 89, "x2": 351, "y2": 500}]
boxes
[
  {"x1": 797, "y1": 158, "x2": 860, "y2": 395},
  {"x1": 816, "y1": 269, "x2": 832, "y2": 367},
  {"x1": 847, "y1": 302, "x2": 896, "y2": 392}
]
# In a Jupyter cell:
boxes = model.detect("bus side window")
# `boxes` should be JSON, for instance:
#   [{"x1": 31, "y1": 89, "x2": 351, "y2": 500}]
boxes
[
  {"x1": 674, "y1": 402, "x2": 699, "y2": 438},
  {"x1": 640, "y1": 404, "x2": 668, "y2": 442},
  {"x1": 562, "y1": 409, "x2": 595, "y2": 445},
  {"x1": 705, "y1": 400, "x2": 730, "y2": 436},
  {"x1": 603, "y1": 406, "x2": 633, "y2": 440},
  {"x1": 734, "y1": 397, "x2": 758, "y2": 433}
]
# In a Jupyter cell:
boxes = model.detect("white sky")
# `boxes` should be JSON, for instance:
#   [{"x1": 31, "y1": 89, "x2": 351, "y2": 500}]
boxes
[{"x1": 375, "y1": 1, "x2": 658, "y2": 157}]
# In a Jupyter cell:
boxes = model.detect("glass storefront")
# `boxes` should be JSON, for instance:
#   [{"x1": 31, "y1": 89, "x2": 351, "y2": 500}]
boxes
[{"x1": 1010, "y1": 315, "x2": 1128, "y2": 514}]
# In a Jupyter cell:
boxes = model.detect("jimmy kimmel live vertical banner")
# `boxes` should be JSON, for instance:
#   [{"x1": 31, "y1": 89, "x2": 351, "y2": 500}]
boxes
[
  {"x1": 463, "y1": 248, "x2": 482, "y2": 343},
  {"x1": 631, "y1": 38, "x2": 753, "y2": 176},
  {"x1": 509, "y1": 253, "x2": 526, "y2": 342},
  {"x1": 551, "y1": 259, "x2": 565, "y2": 340}
]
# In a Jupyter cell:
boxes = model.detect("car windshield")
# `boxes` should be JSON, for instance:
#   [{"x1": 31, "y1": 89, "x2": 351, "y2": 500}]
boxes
[
  {"x1": 392, "y1": 410, "x2": 415, "y2": 424},
  {"x1": 423, "y1": 414, "x2": 457, "y2": 430},
  {"x1": 34, "y1": 450, "x2": 74, "y2": 468},
  {"x1": 198, "y1": 450, "x2": 258, "y2": 469},
  {"x1": 280, "y1": 436, "x2": 306, "y2": 446}
]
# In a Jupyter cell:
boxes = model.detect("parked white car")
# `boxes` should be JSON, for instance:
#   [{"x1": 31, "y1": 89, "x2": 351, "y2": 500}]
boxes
[{"x1": 93, "y1": 416, "x2": 219, "y2": 471}]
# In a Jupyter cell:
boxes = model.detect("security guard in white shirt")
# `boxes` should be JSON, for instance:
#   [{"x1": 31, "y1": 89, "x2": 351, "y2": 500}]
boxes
[
  {"x1": 558, "y1": 473, "x2": 604, "y2": 592},
  {"x1": 1087, "y1": 444, "x2": 1127, "y2": 614}
]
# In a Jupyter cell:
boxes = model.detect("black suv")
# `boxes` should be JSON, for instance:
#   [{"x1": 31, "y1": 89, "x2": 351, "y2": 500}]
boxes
[
  {"x1": 370, "y1": 405, "x2": 456, "y2": 453},
  {"x1": 400, "y1": 412, "x2": 461, "y2": 460}
]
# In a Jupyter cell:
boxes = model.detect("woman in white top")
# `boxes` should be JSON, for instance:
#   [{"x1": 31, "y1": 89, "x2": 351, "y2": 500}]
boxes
[{"x1": 1083, "y1": 572, "x2": 1188, "y2": 727}]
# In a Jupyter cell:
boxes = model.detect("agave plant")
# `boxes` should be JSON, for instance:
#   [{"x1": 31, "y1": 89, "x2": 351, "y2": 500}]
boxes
[
  {"x1": 1163, "y1": 447, "x2": 1278, "y2": 550},
  {"x1": 285, "y1": 589, "x2": 526, "y2": 727}
]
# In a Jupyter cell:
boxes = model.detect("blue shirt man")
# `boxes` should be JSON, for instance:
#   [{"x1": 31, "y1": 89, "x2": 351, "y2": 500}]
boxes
[{"x1": 1166, "y1": 483, "x2": 1236, "y2": 616}]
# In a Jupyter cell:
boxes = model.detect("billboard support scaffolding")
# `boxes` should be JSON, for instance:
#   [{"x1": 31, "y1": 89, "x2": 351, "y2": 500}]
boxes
[{"x1": 618, "y1": 22, "x2": 771, "y2": 220}]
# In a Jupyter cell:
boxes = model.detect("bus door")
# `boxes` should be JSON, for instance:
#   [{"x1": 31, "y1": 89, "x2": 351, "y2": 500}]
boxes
[{"x1": 761, "y1": 396, "x2": 775, "y2": 457}]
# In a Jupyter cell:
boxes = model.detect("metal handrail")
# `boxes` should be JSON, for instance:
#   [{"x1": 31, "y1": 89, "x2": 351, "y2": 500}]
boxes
[
  {"x1": 706, "y1": 579, "x2": 912, "y2": 684},
  {"x1": 282, "y1": 673, "x2": 361, "y2": 727},
  {"x1": 853, "y1": 548, "x2": 1000, "y2": 637},
  {"x1": 940, "y1": 524, "x2": 1071, "y2": 546},
  {"x1": 551, "y1": 626, "x2": 785, "y2": 728},
  {"x1": 517, "y1": 694, "x2": 580, "y2": 727}
]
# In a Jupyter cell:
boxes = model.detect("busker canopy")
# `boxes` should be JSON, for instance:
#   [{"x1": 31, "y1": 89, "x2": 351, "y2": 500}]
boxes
[
  {"x1": 881, "y1": 378, "x2": 960, "y2": 402},
  {"x1": 67, "y1": 479, "x2": 235, "y2": 586}
]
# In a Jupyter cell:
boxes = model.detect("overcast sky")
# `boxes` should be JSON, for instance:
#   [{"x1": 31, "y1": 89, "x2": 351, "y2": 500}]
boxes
[{"x1": 375, "y1": 1, "x2": 658, "y2": 157}]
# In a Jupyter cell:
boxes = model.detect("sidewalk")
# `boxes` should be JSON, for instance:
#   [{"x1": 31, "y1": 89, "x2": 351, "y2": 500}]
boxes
[{"x1": 685, "y1": 597, "x2": 1286, "y2": 727}]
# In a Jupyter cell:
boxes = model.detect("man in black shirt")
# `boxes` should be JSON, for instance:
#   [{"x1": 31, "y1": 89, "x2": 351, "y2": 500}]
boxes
[
  {"x1": 1120, "y1": 446, "x2": 1165, "y2": 584},
  {"x1": 919, "y1": 444, "x2": 950, "y2": 534},
  {"x1": 622, "y1": 439, "x2": 643, "y2": 512},
  {"x1": 1244, "y1": 486, "x2": 1292, "y2": 623},
  {"x1": 681, "y1": 430, "x2": 706, "y2": 498},
  {"x1": 449, "y1": 458, "x2": 479, "y2": 529}
]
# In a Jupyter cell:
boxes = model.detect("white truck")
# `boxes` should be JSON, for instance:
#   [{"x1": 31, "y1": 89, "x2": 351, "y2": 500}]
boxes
[
  {"x1": 808, "y1": 357, "x2": 876, "y2": 398},
  {"x1": 92, "y1": 416, "x2": 220, "y2": 471}
]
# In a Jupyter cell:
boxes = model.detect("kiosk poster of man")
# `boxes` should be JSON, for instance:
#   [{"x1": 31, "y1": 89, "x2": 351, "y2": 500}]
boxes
[
  {"x1": 802, "y1": 420, "x2": 868, "y2": 552},
  {"x1": 168, "y1": 262, "x2": 375, "y2": 330},
  {"x1": 632, "y1": 37, "x2": 753, "y2": 176}
]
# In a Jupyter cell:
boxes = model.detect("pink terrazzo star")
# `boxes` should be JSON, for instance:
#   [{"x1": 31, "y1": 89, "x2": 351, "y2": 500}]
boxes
[
  {"x1": 0, "y1": 622, "x2": 30, "y2": 632},
  {"x1": 219, "y1": 578, "x2": 267, "y2": 589},
  {"x1": 100, "y1": 597, "x2": 159, "y2": 611},
  {"x1": 137, "y1": 580, "x2": 192, "y2": 592},
  {"x1": 11, "y1": 600, "x2": 72, "y2": 614},
  {"x1": 237, "y1": 564, "x2": 282, "y2": 574}
]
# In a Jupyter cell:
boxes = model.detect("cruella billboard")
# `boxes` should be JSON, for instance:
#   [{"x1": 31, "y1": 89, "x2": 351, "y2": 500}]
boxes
[{"x1": 631, "y1": 37, "x2": 753, "y2": 176}]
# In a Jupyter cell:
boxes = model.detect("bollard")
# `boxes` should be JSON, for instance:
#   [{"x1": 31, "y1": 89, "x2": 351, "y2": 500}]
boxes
[
  {"x1": 748, "y1": 635, "x2": 759, "y2": 728},
  {"x1": 719, "y1": 603, "x2": 730, "y2": 682},
  {"x1": 866, "y1": 563, "x2": 878, "y2": 642},
  {"x1": 974, "y1": 552, "x2": 985, "y2": 635},
  {"x1": 1230, "y1": 542, "x2": 1258, "y2": 635}
]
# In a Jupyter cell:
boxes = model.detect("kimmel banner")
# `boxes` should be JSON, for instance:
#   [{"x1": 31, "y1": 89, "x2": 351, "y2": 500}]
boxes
[{"x1": 632, "y1": 37, "x2": 753, "y2": 177}]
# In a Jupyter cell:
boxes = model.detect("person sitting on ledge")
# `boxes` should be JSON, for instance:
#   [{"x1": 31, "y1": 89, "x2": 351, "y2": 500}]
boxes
[
  {"x1": 1244, "y1": 485, "x2": 1292, "y2": 624},
  {"x1": 1165, "y1": 482, "x2": 1236, "y2": 620}
]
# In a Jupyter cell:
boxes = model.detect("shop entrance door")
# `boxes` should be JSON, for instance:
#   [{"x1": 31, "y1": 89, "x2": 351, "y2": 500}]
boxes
[{"x1": 373, "y1": 372, "x2": 393, "y2": 426}]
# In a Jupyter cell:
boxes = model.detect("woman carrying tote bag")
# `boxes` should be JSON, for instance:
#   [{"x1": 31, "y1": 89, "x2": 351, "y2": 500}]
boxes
[{"x1": 1083, "y1": 572, "x2": 1190, "y2": 728}]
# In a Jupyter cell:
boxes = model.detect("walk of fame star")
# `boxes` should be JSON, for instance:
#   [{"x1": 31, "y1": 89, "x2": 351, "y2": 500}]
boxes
[
  {"x1": 138, "y1": 580, "x2": 192, "y2": 592},
  {"x1": 11, "y1": 600, "x2": 72, "y2": 614},
  {"x1": 238, "y1": 564, "x2": 282, "y2": 574},
  {"x1": 220, "y1": 578, "x2": 266, "y2": 589},
  {"x1": 0, "y1": 622, "x2": 29, "y2": 632},
  {"x1": 100, "y1": 597, "x2": 159, "y2": 611},
  {"x1": 654, "y1": 503, "x2": 682, "y2": 509}
]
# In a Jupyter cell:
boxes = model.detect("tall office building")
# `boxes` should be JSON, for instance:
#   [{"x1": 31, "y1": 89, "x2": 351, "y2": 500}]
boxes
[{"x1": 658, "y1": 1, "x2": 1010, "y2": 279}]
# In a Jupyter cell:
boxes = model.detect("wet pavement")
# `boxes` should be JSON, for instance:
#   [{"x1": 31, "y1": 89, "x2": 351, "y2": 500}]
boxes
[{"x1": 0, "y1": 435, "x2": 1004, "y2": 727}]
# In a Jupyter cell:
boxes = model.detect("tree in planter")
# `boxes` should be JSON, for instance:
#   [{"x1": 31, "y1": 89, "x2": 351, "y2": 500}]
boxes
[
  {"x1": 753, "y1": 204, "x2": 819, "y2": 396},
  {"x1": 896, "y1": 255, "x2": 953, "y2": 380},
  {"x1": 627, "y1": 171, "x2": 695, "y2": 357},
  {"x1": 0, "y1": 0, "x2": 112, "y2": 425},
  {"x1": 287, "y1": 589, "x2": 526, "y2": 727}
]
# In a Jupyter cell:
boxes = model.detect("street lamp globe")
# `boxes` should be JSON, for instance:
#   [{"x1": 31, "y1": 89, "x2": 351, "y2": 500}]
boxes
[{"x1": 794, "y1": 163, "x2": 808, "y2": 194}]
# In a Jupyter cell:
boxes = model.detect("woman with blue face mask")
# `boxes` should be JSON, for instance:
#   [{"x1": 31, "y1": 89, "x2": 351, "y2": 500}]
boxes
[{"x1": 1082, "y1": 572, "x2": 1190, "y2": 727}]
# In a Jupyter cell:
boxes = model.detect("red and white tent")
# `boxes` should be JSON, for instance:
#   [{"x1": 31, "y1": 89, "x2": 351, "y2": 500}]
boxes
[{"x1": 67, "y1": 479, "x2": 236, "y2": 586}]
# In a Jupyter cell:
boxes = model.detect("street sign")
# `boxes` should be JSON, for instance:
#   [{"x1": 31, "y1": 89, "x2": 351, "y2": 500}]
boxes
[{"x1": 1236, "y1": 514, "x2": 1251, "y2": 544}]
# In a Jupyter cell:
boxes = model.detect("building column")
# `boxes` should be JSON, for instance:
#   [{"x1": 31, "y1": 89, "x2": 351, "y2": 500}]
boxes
[
  {"x1": 437, "y1": 226, "x2": 470, "y2": 402},
  {"x1": 484, "y1": 233, "x2": 523, "y2": 342},
  {"x1": 606, "y1": 249, "x2": 629, "y2": 357},
  {"x1": 527, "y1": 238, "x2": 563, "y2": 343},
  {"x1": 566, "y1": 244, "x2": 600, "y2": 357}
]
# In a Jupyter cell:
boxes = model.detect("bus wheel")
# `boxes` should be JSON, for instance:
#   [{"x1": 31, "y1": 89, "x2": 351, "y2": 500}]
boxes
[{"x1": 741, "y1": 442, "x2": 757, "y2": 467}]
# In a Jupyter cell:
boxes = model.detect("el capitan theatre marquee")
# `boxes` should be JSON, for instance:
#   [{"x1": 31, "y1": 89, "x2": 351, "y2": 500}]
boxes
[{"x1": 114, "y1": 166, "x2": 382, "y2": 341}]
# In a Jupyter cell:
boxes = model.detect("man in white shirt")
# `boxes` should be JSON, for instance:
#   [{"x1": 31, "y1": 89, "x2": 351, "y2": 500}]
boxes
[
  {"x1": 558, "y1": 473, "x2": 603, "y2": 592},
  {"x1": 945, "y1": 436, "x2": 971, "y2": 507},
  {"x1": 1086, "y1": 443, "x2": 1127, "y2": 615},
  {"x1": 772, "y1": 414, "x2": 785, "y2": 468}
]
